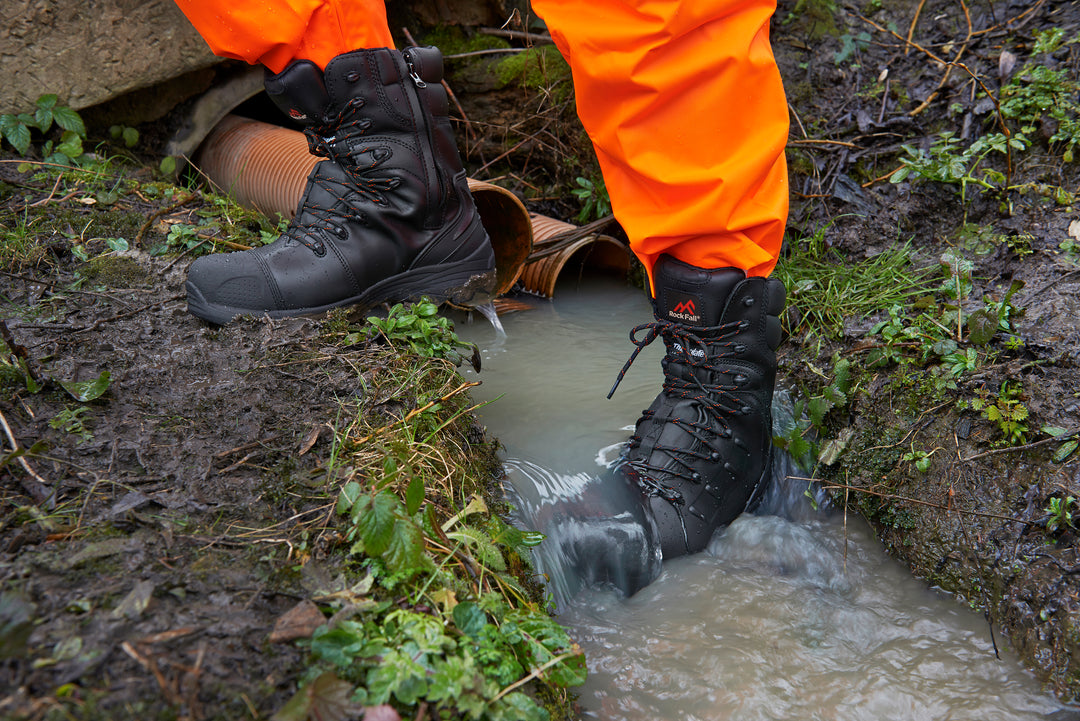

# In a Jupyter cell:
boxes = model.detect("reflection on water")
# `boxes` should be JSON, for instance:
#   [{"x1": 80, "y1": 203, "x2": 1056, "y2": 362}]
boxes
[{"x1": 454, "y1": 274, "x2": 1077, "y2": 721}]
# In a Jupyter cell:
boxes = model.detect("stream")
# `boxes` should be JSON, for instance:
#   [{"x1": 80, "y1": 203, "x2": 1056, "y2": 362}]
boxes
[{"x1": 454, "y1": 273, "x2": 1077, "y2": 721}]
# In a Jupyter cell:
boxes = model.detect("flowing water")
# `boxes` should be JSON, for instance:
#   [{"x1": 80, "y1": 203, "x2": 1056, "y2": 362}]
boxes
[{"x1": 454, "y1": 273, "x2": 1078, "y2": 721}]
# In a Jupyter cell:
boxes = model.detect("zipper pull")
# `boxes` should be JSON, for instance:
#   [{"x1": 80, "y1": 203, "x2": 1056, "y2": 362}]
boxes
[{"x1": 403, "y1": 50, "x2": 427, "y2": 88}]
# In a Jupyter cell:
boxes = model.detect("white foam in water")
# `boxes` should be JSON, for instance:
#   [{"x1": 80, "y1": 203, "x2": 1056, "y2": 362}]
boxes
[{"x1": 454, "y1": 275, "x2": 1078, "y2": 721}]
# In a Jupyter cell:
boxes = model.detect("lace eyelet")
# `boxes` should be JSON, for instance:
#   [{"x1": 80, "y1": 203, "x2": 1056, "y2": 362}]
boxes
[
  {"x1": 734, "y1": 374, "x2": 747, "y2": 384},
  {"x1": 709, "y1": 451, "x2": 720, "y2": 461},
  {"x1": 345, "y1": 71, "x2": 360, "y2": 82},
  {"x1": 734, "y1": 344, "x2": 746, "y2": 353},
  {"x1": 743, "y1": 297, "x2": 755, "y2": 306}
]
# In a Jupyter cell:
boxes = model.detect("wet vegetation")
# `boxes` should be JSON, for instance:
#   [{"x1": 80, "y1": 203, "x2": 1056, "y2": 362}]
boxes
[{"x1": 2, "y1": 0, "x2": 1080, "y2": 717}]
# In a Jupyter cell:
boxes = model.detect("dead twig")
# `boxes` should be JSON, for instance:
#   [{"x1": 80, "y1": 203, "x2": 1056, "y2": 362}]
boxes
[
  {"x1": 134, "y1": 193, "x2": 199, "y2": 247},
  {"x1": 787, "y1": 139, "x2": 859, "y2": 149},
  {"x1": 908, "y1": 0, "x2": 973, "y2": 118},
  {"x1": 904, "y1": 0, "x2": 928, "y2": 56},
  {"x1": 853, "y1": 10, "x2": 1015, "y2": 182},
  {"x1": 798, "y1": 476, "x2": 1029, "y2": 524},
  {"x1": 959, "y1": 428, "x2": 1080, "y2": 463},
  {"x1": 0, "y1": 405, "x2": 51, "y2": 497},
  {"x1": 479, "y1": 27, "x2": 554, "y2": 45},
  {"x1": 69, "y1": 295, "x2": 185, "y2": 335}
]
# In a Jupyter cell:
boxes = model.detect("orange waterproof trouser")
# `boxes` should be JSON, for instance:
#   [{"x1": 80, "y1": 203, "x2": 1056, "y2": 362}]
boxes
[{"x1": 172, "y1": 0, "x2": 788, "y2": 281}]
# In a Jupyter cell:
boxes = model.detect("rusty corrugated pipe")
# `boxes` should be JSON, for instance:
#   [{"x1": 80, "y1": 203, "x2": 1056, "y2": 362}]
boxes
[
  {"x1": 193, "y1": 115, "x2": 628, "y2": 298},
  {"x1": 522, "y1": 215, "x2": 630, "y2": 298}
]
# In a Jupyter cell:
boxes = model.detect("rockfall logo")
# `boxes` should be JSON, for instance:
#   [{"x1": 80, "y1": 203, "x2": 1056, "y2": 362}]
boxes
[
  {"x1": 668, "y1": 298, "x2": 701, "y2": 323},
  {"x1": 289, "y1": 108, "x2": 308, "y2": 121}
]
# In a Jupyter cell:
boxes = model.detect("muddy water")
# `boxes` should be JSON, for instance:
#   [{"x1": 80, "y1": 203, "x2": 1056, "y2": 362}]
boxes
[{"x1": 454, "y1": 274, "x2": 1077, "y2": 721}]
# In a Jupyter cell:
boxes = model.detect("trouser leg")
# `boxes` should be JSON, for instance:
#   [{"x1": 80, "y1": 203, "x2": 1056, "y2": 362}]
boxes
[
  {"x1": 172, "y1": 0, "x2": 393, "y2": 72},
  {"x1": 532, "y1": 0, "x2": 788, "y2": 284}
]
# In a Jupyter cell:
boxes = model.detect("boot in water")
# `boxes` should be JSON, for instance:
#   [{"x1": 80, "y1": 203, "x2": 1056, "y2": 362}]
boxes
[
  {"x1": 186, "y1": 47, "x2": 496, "y2": 325},
  {"x1": 606, "y1": 254, "x2": 786, "y2": 559}
]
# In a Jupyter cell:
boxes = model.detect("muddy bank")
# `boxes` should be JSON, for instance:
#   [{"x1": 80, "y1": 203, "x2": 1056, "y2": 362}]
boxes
[
  {"x1": 2, "y1": 0, "x2": 1080, "y2": 715},
  {"x1": 769, "y1": 0, "x2": 1080, "y2": 701}
]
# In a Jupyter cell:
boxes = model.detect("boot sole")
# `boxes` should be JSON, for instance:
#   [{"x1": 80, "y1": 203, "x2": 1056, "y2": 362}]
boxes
[{"x1": 186, "y1": 256, "x2": 497, "y2": 326}]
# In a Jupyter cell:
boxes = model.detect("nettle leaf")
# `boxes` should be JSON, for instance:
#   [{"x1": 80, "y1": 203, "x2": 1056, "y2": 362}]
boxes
[
  {"x1": 271, "y1": 671, "x2": 356, "y2": 721},
  {"x1": 3, "y1": 121, "x2": 31, "y2": 155},
  {"x1": 337, "y1": 481, "x2": 363, "y2": 515},
  {"x1": 497, "y1": 692, "x2": 549, "y2": 721},
  {"x1": 52, "y1": 106, "x2": 85, "y2": 136},
  {"x1": 56, "y1": 130, "x2": 84, "y2": 160},
  {"x1": 405, "y1": 473, "x2": 425, "y2": 516},
  {"x1": 383, "y1": 517, "x2": 432, "y2": 574},
  {"x1": 59, "y1": 371, "x2": 111, "y2": 402},
  {"x1": 452, "y1": 601, "x2": 487, "y2": 637},
  {"x1": 34, "y1": 107, "x2": 53, "y2": 133},
  {"x1": 967, "y1": 309, "x2": 997, "y2": 345},
  {"x1": 357, "y1": 491, "x2": 401, "y2": 557}
]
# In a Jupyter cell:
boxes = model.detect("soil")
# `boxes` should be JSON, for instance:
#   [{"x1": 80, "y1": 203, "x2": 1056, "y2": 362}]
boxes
[{"x1": 2, "y1": 0, "x2": 1080, "y2": 718}]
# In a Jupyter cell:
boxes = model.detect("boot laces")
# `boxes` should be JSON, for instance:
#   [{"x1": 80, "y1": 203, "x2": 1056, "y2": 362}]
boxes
[
  {"x1": 287, "y1": 98, "x2": 400, "y2": 253},
  {"x1": 608, "y1": 318, "x2": 751, "y2": 500},
  {"x1": 305, "y1": 98, "x2": 401, "y2": 203},
  {"x1": 282, "y1": 171, "x2": 368, "y2": 254}
]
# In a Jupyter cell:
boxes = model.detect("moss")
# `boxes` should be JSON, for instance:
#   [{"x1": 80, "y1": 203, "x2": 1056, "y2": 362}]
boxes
[
  {"x1": 783, "y1": 0, "x2": 839, "y2": 39},
  {"x1": 495, "y1": 46, "x2": 572, "y2": 97},
  {"x1": 80, "y1": 255, "x2": 150, "y2": 287},
  {"x1": 423, "y1": 25, "x2": 511, "y2": 56}
]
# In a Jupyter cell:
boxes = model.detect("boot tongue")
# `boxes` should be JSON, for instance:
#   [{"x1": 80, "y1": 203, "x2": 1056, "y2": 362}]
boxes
[
  {"x1": 652, "y1": 254, "x2": 745, "y2": 328},
  {"x1": 264, "y1": 61, "x2": 330, "y2": 125}
]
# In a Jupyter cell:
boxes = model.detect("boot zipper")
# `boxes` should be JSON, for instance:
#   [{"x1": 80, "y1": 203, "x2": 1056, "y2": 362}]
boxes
[{"x1": 402, "y1": 49, "x2": 439, "y2": 217}]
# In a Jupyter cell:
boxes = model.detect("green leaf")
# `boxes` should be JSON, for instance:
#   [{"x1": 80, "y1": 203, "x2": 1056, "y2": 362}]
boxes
[
  {"x1": 452, "y1": 601, "x2": 487, "y2": 637},
  {"x1": 34, "y1": 107, "x2": 53, "y2": 133},
  {"x1": 59, "y1": 371, "x2": 111, "y2": 402},
  {"x1": 966, "y1": 309, "x2": 996, "y2": 345},
  {"x1": 35, "y1": 94, "x2": 58, "y2": 110},
  {"x1": 270, "y1": 671, "x2": 355, "y2": 721},
  {"x1": 498, "y1": 692, "x2": 550, "y2": 721},
  {"x1": 4, "y1": 122, "x2": 31, "y2": 155},
  {"x1": 337, "y1": 481, "x2": 363, "y2": 514},
  {"x1": 1054, "y1": 440, "x2": 1078, "y2": 463},
  {"x1": 1043, "y1": 426, "x2": 1070, "y2": 438},
  {"x1": 447, "y1": 527, "x2": 505, "y2": 571},
  {"x1": 52, "y1": 106, "x2": 85, "y2": 136},
  {"x1": 159, "y1": 155, "x2": 177, "y2": 176},
  {"x1": 357, "y1": 491, "x2": 401, "y2": 557},
  {"x1": 122, "y1": 126, "x2": 139, "y2": 148},
  {"x1": 405, "y1": 473, "x2": 425, "y2": 516},
  {"x1": 383, "y1": 517, "x2": 432, "y2": 575},
  {"x1": 56, "y1": 130, "x2": 83, "y2": 160}
]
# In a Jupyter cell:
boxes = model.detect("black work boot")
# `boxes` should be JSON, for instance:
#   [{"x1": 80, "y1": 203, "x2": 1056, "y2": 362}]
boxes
[
  {"x1": 606, "y1": 254, "x2": 786, "y2": 559},
  {"x1": 186, "y1": 47, "x2": 496, "y2": 325}
]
